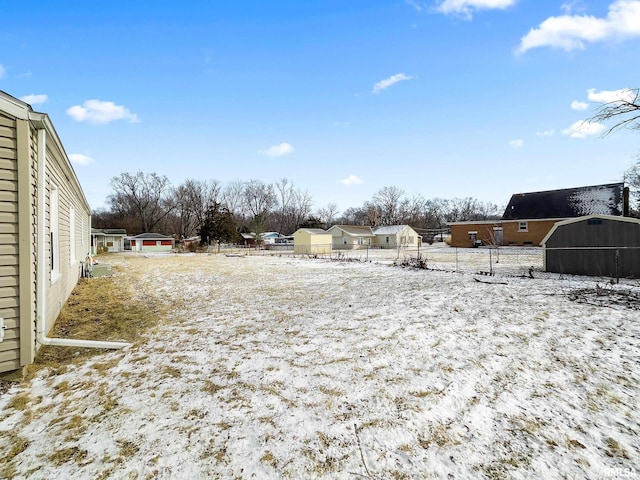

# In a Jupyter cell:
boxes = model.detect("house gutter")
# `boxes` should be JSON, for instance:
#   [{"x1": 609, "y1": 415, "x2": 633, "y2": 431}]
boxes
[{"x1": 34, "y1": 121, "x2": 130, "y2": 350}]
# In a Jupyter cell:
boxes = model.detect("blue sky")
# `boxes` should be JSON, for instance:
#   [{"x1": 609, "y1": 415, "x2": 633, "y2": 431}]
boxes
[{"x1": 1, "y1": 0, "x2": 639, "y2": 214}]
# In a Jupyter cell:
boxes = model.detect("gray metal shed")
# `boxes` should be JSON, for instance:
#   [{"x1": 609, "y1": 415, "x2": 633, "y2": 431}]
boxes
[{"x1": 541, "y1": 215, "x2": 640, "y2": 278}]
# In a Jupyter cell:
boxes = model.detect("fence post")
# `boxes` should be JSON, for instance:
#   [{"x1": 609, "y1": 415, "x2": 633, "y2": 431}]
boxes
[{"x1": 489, "y1": 248, "x2": 493, "y2": 275}]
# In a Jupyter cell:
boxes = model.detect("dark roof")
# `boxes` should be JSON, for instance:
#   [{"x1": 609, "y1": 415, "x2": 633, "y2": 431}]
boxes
[
  {"x1": 501, "y1": 183, "x2": 624, "y2": 220},
  {"x1": 91, "y1": 228, "x2": 127, "y2": 235},
  {"x1": 133, "y1": 232, "x2": 174, "y2": 239}
]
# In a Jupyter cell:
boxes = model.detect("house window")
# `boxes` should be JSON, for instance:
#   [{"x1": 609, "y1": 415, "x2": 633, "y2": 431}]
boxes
[
  {"x1": 50, "y1": 182, "x2": 61, "y2": 283},
  {"x1": 518, "y1": 221, "x2": 528, "y2": 232},
  {"x1": 385, "y1": 236, "x2": 390, "y2": 244},
  {"x1": 468, "y1": 231, "x2": 477, "y2": 241},
  {"x1": 69, "y1": 205, "x2": 76, "y2": 264},
  {"x1": 343, "y1": 238, "x2": 347, "y2": 245},
  {"x1": 358, "y1": 237, "x2": 363, "y2": 245}
]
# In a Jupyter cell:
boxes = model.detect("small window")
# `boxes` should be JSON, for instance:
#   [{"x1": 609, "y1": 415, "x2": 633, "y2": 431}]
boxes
[
  {"x1": 518, "y1": 221, "x2": 528, "y2": 232},
  {"x1": 587, "y1": 219, "x2": 603, "y2": 225}
]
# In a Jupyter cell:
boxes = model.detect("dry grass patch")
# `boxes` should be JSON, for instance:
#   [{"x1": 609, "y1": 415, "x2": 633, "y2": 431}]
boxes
[
  {"x1": 23, "y1": 265, "x2": 163, "y2": 381},
  {"x1": 49, "y1": 446, "x2": 88, "y2": 466},
  {"x1": 5, "y1": 392, "x2": 31, "y2": 411}
]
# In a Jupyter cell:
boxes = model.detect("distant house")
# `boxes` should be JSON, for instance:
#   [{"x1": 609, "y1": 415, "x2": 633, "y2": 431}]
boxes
[
  {"x1": 91, "y1": 228, "x2": 127, "y2": 254},
  {"x1": 327, "y1": 225, "x2": 375, "y2": 249},
  {"x1": 0, "y1": 90, "x2": 93, "y2": 374},
  {"x1": 449, "y1": 183, "x2": 627, "y2": 248},
  {"x1": 542, "y1": 214, "x2": 640, "y2": 278},
  {"x1": 372, "y1": 225, "x2": 421, "y2": 249},
  {"x1": 293, "y1": 228, "x2": 332, "y2": 255},
  {"x1": 240, "y1": 231, "x2": 281, "y2": 246},
  {"x1": 130, "y1": 233, "x2": 175, "y2": 252}
]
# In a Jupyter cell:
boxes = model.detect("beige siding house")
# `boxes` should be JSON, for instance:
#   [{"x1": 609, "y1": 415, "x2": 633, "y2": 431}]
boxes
[
  {"x1": 372, "y1": 225, "x2": 421, "y2": 249},
  {"x1": 293, "y1": 228, "x2": 332, "y2": 255},
  {"x1": 327, "y1": 225, "x2": 375, "y2": 250},
  {"x1": 0, "y1": 90, "x2": 97, "y2": 374}
]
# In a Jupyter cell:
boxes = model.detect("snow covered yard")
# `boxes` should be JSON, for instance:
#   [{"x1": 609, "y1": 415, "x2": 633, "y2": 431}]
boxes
[{"x1": 1, "y1": 252, "x2": 638, "y2": 479}]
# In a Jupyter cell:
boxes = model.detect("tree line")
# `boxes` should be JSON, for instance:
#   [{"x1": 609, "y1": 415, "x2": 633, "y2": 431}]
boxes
[{"x1": 91, "y1": 173, "x2": 502, "y2": 243}]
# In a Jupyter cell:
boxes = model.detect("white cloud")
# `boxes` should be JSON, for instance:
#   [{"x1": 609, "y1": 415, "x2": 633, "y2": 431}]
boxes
[
  {"x1": 509, "y1": 139, "x2": 524, "y2": 148},
  {"x1": 258, "y1": 143, "x2": 294, "y2": 157},
  {"x1": 66, "y1": 99, "x2": 140, "y2": 125},
  {"x1": 517, "y1": 0, "x2": 640, "y2": 54},
  {"x1": 19, "y1": 94, "x2": 48, "y2": 106},
  {"x1": 562, "y1": 120, "x2": 606, "y2": 138},
  {"x1": 536, "y1": 129, "x2": 556, "y2": 137},
  {"x1": 340, "y1": 174, "x2": 363, "y2": 186},
  {"x1": 69, "y1": 154, "x2": 95, "y2": 166},
  {"x1": 372, "y1": 73, "x2": 414, "y2": 94},
  {"x1": 436, "y1": 0, "x2": 517, "y2": 19},
  {"x1": 587, "y1": 87, "x2": 636, "y2": 103},
  {"x1": 571, "y1": 100, "x2": 589, "y2": 110},
  {"x1": 0, "y1": 64, "x2": 6, "y2": 78}
]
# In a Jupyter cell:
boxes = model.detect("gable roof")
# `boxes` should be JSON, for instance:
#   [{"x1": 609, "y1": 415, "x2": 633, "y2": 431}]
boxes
[
  {"x1": 540, "y1": 214, "x2": 640, "y2": 246},
  {"x1": 373, "y1": 225, "x2": 412, "y2": 235},
  {"x1": 502, "y1": 183, "x2": 624, "y2": 220},
  {"x1": 92, "y1": 228, "x2": 127, "y2": 236},
  {"x1": 329, "y1": 225, "x2": 375, "y2": 237},
  {"x1": 296, "y1": 228, "x2": 329, "y2": 235},
  {"x1": 133, "y1": 232, "x2": 173, "y2": 240}
]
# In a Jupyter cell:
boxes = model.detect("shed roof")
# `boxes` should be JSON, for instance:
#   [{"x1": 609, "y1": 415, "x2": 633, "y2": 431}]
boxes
[
  {"x1": 329, "y1": 225, "x2": 375, "y2": 236},
  {"x1": 502, "y1": 183, "x2": 624, "y2": 220},
  {"x1": 540, "y1": 214, "x2": 640, "y2": 246}
]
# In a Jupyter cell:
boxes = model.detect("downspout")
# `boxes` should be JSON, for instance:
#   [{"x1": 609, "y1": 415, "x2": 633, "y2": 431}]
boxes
[{"x1": 35, "y1": 125, "x2": 130, "y2": 350}]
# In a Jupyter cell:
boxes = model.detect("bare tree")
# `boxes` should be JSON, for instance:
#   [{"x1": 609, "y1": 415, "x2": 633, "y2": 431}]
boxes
[
  {"x1": 588, "y1": 87, "x2": 640, "y2": 216},
  {"x1": 372, "y1": 186, "x2": 405, "y2": 225},
  {"x1": 171, "y1": 179, "x2": 222, "y2": 238},
  {"x1": 590, "y1": 88, "x2": 640, "y2": 135},
  {"x1": 271, "y1": 178, "x2": 314, "y2": 234},
  {"x1": 243, "y1": 179, "x2": 277, "y2": 235},
  {"x1": 624, "y1": 160, "x2": 640, "y2": 216},
  {"x1": 316, "y1": 203, "x2": 339, "y2": 228},
  {"x1": 108, "y1": 171, "x2": 175, "y2": 234},
  {"x1": 222, "y1": 180, "x2": 248, "y2": 225}
]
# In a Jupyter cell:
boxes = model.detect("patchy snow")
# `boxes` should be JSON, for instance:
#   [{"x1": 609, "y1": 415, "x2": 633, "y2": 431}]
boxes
[
  {"x1": 569, "y1": 186, "x2": 621, "y2": 216},
  {"x1": 1, "y1": 251, "x2": 639, "y2": 479}
]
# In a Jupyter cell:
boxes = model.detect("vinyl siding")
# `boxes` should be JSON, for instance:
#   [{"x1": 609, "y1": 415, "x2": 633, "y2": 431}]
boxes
[
  {"x1": 42, "y1": 137, "x2": 88, "y2": 336},
  {"x1": 1, "y1": 97, "x2": 91, "y2": 374},
  {"x1": 0, "y1": 113, "x2": 20, "y2": 371}
]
